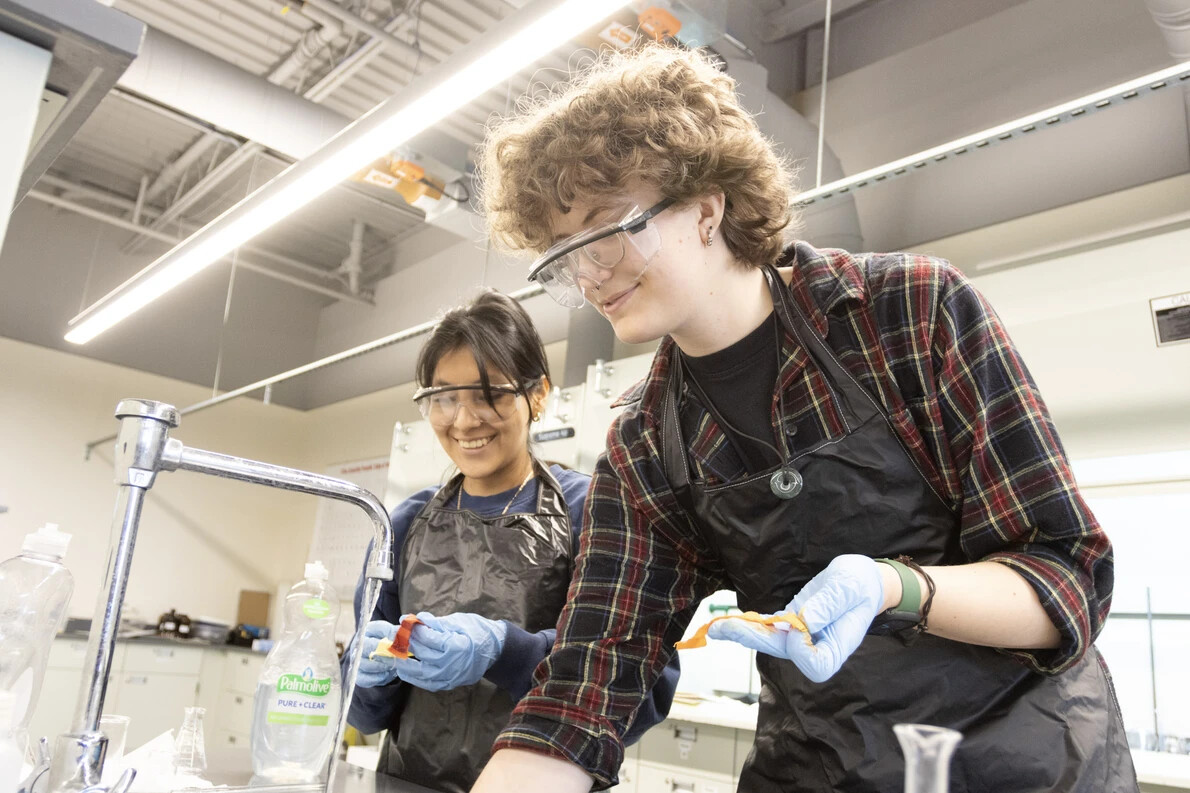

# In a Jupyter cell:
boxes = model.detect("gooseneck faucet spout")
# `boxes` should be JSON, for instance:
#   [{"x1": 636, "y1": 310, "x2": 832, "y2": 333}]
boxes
[{"x1": 46, "y1": 399, "x2": 393, "y2": 793}]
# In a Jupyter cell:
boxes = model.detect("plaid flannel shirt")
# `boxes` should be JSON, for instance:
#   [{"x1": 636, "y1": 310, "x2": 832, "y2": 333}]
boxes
[{"x1": 493, "y1": 242, "x2": 1113, "y2": 787}]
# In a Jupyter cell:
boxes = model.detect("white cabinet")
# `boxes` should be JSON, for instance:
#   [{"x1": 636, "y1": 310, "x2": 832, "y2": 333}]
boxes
[
  {"x1": 28, "y1": 638, "x2": 126, "y2": 744},
  {"x1": 104, "y1": 642, "x2": 205, "y2": 749},
  {"x1": 634, "y1": 717, "x2": 757, "y2": 793},
  {"x1": 109, "y1": 671, "x2": 197, "y2": 750},
  {"x1": 198, "y1": 648, "x2": 264, "y2": 749},
  {"x1": 636, "y1": 764, "x2": 735, "y2": 793},
  {"x1": 639, "y1": 720, "x2": 737, "y2": 777},
  {"x1": 30, "y1": 638, "x2": 264, "y2": 754},
  {"x1": 609, "y1": 742, "x2": 640, "y2": 793}
]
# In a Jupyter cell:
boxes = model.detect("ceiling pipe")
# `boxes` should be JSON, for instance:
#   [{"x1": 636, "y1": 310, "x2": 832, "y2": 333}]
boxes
[
  {"x1": 270, "y1": 3, "x2": 345, "y2": 87},
  {"x1": 339, "y1": 218, "x2": 366, "y2": 295},
  {"x1": 132, "y1": 135, "x2": 221, "y2": 214},
  {"x1": 300, "y1": 0, "x2": 422, "y2": 62},
  {"x1": 27, "y1": 190, "x2": 373, "y2": 305},
  {"x1": 1143, "y1": 0, "x2": 1190, "y2": 139},
  {"x1": 121, "y1": 12, "x2": 346, "y2": 253},
  {"x1": 115, "y1": 28, "x2": 469, "y2": 250}
]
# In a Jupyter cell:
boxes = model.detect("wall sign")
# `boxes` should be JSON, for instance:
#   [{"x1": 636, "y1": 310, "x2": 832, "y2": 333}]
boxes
[
  {"x1": 533, "y1": 427, "x2": 576, "y2": 443},
  {"x1": 1151, "y1": 291, "x2": 1190, "y2": 347}
]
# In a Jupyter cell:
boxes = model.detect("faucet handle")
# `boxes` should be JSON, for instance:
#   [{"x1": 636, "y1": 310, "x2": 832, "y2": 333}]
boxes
[
  {"x1": 79, "y1": 768, "x2": 136, "y2": 793},
  {"x1": 32, "y1": 736, "x2": 51, "y2": 766},
  {"x1": 107, "y1": 768, "x2": 137, "y2": 793},
  {"x1": 17, "y1": 738, "x2": 52, "y2": 793}
]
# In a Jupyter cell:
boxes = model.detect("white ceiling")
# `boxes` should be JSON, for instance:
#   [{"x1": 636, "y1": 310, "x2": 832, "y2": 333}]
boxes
[{"x1": 2, "y1": 0, "x2": 1187, "y2": 411}]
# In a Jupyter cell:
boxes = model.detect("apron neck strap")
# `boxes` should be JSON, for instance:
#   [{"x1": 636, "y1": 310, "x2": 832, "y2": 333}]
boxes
[{"x1": 761, "y1": 265, "x2": 880, "y2": 425}]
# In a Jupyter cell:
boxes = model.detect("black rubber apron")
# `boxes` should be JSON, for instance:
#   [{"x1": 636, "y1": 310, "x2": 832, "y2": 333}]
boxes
[
  {"x1": 379, "y1": 462, "x2": 573, "y2": 793},
  {"x1": 660, "y1": 266, "x2": 1137, "y2": 792}
]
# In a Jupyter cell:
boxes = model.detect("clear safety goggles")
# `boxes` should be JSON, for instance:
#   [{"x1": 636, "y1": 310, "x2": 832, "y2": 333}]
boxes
[
  {"x1": 412, "y1": 381, "x2": 542, "y2": 428},
  {"x1": 528, "y1": 197, "x2": 675, "y2": 308}
]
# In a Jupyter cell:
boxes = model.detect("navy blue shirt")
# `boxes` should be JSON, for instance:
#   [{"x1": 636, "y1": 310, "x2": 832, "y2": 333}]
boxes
[{"x1": 344, "y1": 464, "x2": 679, "y2": 745}]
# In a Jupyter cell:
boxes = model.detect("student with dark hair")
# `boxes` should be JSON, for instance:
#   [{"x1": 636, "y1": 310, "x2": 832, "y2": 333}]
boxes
[{"x1": 343, "y1": 290, "x2": 677, "y2": 793}]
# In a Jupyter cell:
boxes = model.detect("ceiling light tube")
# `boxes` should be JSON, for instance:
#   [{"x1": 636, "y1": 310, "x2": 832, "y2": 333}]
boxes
[
  {"x1": 792, "y1": 60, "x2": 1190, "y2": 206},
  {"x1": 65, "y1": 0, "x2": 631, "y2": 345}
]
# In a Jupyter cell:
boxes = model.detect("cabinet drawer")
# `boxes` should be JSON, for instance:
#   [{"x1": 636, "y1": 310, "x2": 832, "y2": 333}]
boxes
[
  {"x1": 218, "y1": 690, "x2": 256, "y2": 734},
  {"x1": 111, "y1": 672, "x2": 199, "y2": 749},
  {"x1": 734, "y1": 729, "x2": 755, "y2": 778},
  {"x1": 214, "y1": 729, "x2": 250, "y2": 749},
  {"x1": 225, "y1": 652, "x2": 265, "y2": 694},
  {"x1": 635, "y1": 763, "x2": 734, "y2": 793},
  {"x1": 48, "y1": 639, "x2": 125, "y2": 671},
  {"x1": 609, "y1": 757, "x2": 638, "y2": 793},
  {"x1": 638, "y1": 720, "x2": 736, "y2": 777},
  {"x1": 123, "y1": 643, "x2": 204, "y2": 675}
]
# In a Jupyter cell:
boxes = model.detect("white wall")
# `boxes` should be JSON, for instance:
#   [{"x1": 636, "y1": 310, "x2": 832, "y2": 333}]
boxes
[
  {"x1": 0, "y1": 331, "x2": 573, "y2": 630},
  {"x1": 0, "y1": 337, "x2": 315, "y2": 627},
  {"x1": 927, "y1": 180, "x2": 1190, "y2": 460}
]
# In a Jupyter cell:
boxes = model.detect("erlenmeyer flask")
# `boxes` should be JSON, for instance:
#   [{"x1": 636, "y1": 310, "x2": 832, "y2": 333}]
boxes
[
  {"x1": 894, "y1": 723, "x2": 962, "y2": 793},
  {"x1": 172, "y1": 706, "x2": 208, "y2": 776}
]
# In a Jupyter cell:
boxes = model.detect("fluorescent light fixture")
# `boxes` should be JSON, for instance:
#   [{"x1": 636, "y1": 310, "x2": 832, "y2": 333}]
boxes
[
  {"x1": 66, "y1": 0, "x2": 631, "y2": 345},
  {"x1": 1071, "y1": 450, "x2": 1190, "y2": 488},
  {"x1": 792, "y1": 61, "x2": 1190, "y2": 206}
]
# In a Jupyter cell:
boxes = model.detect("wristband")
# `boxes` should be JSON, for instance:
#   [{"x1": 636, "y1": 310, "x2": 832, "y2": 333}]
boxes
[{"x1": 875, "y1": 558, "x2": 922, "y2": 622}]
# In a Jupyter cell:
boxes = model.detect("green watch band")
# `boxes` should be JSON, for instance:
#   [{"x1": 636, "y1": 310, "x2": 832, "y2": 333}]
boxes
[{"x1": 876, "y1": 558, "x2": 922, "y2": 622}]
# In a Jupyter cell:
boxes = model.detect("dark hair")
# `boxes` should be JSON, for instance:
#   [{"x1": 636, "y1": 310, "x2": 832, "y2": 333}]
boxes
[{"x1": 416, "y1": 290, "x2": 550, "y2": 412}]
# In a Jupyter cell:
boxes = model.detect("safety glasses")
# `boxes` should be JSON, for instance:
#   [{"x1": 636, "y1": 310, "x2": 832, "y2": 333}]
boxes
[
  {"x1": 528, "y1": 197, "x2": 675, "y2": 308},
  {"x1": 412, "y1": 383, "x2": 524, "y2": 428}
]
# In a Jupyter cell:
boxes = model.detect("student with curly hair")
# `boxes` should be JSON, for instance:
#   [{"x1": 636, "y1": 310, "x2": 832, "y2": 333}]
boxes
[{"x1": 470, "y1": 44, "x2": 1135, "y2": 793}]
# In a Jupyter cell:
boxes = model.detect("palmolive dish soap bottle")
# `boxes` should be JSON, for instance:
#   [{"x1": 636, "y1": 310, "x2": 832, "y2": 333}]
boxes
[{"x1": 250, "y1": 561, "x2": 341, "y2": 784}]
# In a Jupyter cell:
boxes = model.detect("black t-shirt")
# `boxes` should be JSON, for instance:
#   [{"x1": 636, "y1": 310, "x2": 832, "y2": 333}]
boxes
[{"x1": 681, "y1": 311, "x2": 782, "y2": 473}]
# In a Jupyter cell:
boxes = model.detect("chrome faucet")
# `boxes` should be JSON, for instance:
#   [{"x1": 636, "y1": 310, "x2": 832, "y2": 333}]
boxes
[{"x1": 41, "y1": 399, "x2": 395, "y2": 793}]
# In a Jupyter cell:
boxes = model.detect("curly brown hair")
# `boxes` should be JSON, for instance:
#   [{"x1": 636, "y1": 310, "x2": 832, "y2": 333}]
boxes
[{"x1": 477, "y1": 43, "x2": 798, "y2": 268}]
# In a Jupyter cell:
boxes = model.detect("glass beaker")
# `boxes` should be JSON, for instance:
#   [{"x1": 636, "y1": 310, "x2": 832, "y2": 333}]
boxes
[
  {"x1": 172, "y1": 706, "x2": 207, "y2": 776},
  {"x1": 99, "y1": 714, "x2": 130, "y2": 785},
  {"x1": 894, "y1": 723, "x2": 962, "y2": 793}
]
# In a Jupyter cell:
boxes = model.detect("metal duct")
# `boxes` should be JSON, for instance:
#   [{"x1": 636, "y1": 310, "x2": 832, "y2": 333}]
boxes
[
  {"x1": 117, "y1": 28, "x2": 476, "y2": 234},
  {"x1": 117, "y1": 28, "x2": 348, "y2": 161},
  {"x1": 724, "y1": 57, "x2": 864, "y2": 252},
  {"x1": 1143, "y1": 0, "x2": 1190, "y2": 138}
]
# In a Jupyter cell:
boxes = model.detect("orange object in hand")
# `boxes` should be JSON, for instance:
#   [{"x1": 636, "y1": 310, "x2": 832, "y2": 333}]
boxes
[
  {"x1": 675, "y1": 611, "x2": 810, "y2": 650},
  {"x1": 370, "y1": 616, "x2": 423, "y2": 660}
]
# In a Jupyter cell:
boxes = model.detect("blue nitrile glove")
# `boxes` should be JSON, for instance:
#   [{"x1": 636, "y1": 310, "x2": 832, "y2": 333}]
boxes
[
  {"x1": 706, "y1": 554, "x2": 885, "y2": 683},
  {"x1": 356, "y1": 620, "x2": 401, "y2": 688},
  {"x1": 392, "y1": 611, "x2": 508, "y2": 692}
]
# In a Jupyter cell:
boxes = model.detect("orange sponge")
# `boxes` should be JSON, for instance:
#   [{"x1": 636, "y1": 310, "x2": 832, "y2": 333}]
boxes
[
  {"x1": 370, "y1": 615, "x2": 423, "y2": 660},
  {"x1": 676, "y1": 611, "x2": 810, "y2": 650}
]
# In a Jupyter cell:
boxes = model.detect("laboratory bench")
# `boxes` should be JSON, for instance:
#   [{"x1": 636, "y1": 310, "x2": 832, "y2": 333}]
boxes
[
  {"x1": 199, "y1": 748, "x2": 437, "y2": 793},
  {"x1": 34, "y1": 638, "x2": 1190, "y2": 793},
  {"x1": 612, "y1": 695, "x2": 1190, "y2": 793}
]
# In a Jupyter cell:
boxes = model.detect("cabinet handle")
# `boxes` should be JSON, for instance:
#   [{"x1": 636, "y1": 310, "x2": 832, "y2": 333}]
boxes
[
  {"x1": 665, "y1": 779, "x2": 695, "y2": 792},
  {"x1": 240, "y1": 658, "x2": 249, "y2": 666},
  {"x1": 235, "y1": 696, "x2": 243, "y2": 704},
  {"x1": 125, "y1": 676, "x2": 148, "y2": 686},
  {"x1": 227, "y1": 735, "x2": 237, "y2": 744}
]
